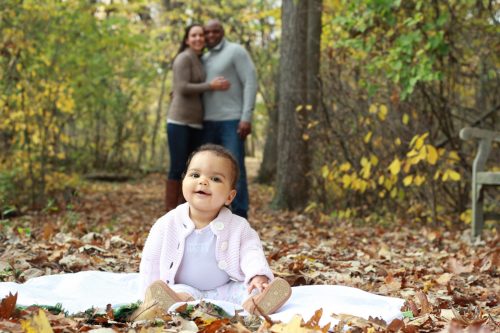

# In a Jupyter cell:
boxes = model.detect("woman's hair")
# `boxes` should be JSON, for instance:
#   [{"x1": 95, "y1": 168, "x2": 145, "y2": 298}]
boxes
[
  {"x1": 176, "y1": 23, "x2": 204, "y2": 56},
  {"x1": 184, "y1": 144, "x2": 240, "y2": 189}
]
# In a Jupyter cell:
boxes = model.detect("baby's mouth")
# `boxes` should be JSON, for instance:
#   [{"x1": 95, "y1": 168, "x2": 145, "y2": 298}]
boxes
[{"x1": 195, "y1": 190, "x2": 209, "y2": 195}]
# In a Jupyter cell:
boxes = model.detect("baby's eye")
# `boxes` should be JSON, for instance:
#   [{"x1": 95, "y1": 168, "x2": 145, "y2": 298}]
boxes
[
  {"x1": 211, "y1": 176, "x2": 221, "y2": 182},
  {"x1": 189, "y1": 172, "x2": 200, "y2": 178}
]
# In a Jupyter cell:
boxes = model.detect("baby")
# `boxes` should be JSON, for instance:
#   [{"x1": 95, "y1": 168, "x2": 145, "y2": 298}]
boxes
[{"x1": 133, "y1": 144, "x2": 291, "y2": 320}]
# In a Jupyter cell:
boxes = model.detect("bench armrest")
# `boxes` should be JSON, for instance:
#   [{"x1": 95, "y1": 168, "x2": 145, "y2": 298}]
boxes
[{"x1": 460, "y1": 127, "x2": 500, "y2": 142}]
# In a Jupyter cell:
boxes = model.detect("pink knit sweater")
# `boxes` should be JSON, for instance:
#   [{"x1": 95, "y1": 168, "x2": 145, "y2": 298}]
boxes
[{"x1": 139, "y1": 203, "x2": 274, "y2": 295}]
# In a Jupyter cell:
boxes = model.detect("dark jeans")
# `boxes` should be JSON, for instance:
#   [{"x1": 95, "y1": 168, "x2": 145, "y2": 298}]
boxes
[
  {"x1": 202, "y1": 120, "x2": 249, "y2": 218},
  {"x1": 167, "y1": 123, "x2": 202, "y2": 180}
]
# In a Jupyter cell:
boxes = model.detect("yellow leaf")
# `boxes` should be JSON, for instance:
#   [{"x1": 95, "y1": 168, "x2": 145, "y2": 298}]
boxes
[
  {"x1": 449, "y1": 170, "x2": 461, "y2": 181},
  {"x1": 403, "y1": 175, "x2": 413, "y2": 186},
  {"x1": 388, "y1": 158, "x2": 401, "y2": 175},
  {"x1": 339, "y1": 162, "x2": 351, "y2": 172},
  {"x1": 368, "y1": 104, "x2": 378, "y2": 114},
  {"x1": 378, "y1": 175, "x2": 385, "y2": 185},
  {"x1": 370, "y1": 154, "x2": 379, "y2": 166},
  {"x1": 302, "y1": 134, "x2": 310, "y2": 141},
  {"x1": 21, "y1": 309, "x2": 53, "y2": 333},
  {"x1": 364, "y1": 131, "x2": 373, "y2": 143},
  {"x1": 270, "y1": 314, "x2": 309, "y2": 333},
  {"x1": 390, "y1": 187, "x2": 397, "y2": 198},
  {"x1": 305, "y1": 104, "x2": 313, "y2": 111},
  {"x1": 414, "y1": 174, "x2": 426, "y2": 186},
  {"x1": 426, "y1": 144, "x2": 438, "y2": 165},
  {"x1": 342, "y1": 174, "x2": 351, "y2": 188},
  {"x1": 321, "y1": 165, "x2": 329, "y2": 178},
  {"x1": 295, "y1": 105, "x2": 303, "y2": 112},
  {"x1": 360, "y1": 157, "x2": 369, "y2": 166},
  {"x1": 378, "y1": 104, "x2": 388, "y2": 121},
  {"x1": 448, "y1": 151, "x2": 460, "y2": 161},
  {"x1": 395, "y1": 138, "x2": 402, "y2": 146},
  {"x1": 402, "y1": 113, "x2": 409, "y2": 125}
]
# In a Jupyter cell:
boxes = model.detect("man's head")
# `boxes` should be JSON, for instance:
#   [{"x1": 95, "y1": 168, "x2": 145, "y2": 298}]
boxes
[{"x1": 204, "y1": 19, "x2": 224, "y2": 49}]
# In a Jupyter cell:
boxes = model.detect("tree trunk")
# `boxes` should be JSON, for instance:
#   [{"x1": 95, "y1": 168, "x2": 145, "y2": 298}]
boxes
[
  {"x1": 257, "y1": 83, "x2": 278, "y2": 184},
  {"x1": 274, "y1": 0, "x2": 310, "y2": 209},
  {"x1": 307, "y1": 0, "x2": 322, "y2": 107}
]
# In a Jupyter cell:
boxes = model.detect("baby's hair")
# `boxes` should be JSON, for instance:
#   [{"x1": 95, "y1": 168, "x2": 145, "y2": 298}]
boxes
[{"x1": 184, "y1": 144, "x2": 240, "y2": 189}]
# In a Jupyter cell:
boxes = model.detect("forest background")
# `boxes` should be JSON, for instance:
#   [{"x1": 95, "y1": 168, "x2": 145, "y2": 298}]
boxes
[{"x1": 0, "y1": 0, "x2": 499, "y2": 229}]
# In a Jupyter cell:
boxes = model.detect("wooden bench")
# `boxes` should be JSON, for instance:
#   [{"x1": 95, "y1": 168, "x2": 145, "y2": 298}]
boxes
[{"x1": 459, "y1": 127, "x2": 500, "y2": 238}]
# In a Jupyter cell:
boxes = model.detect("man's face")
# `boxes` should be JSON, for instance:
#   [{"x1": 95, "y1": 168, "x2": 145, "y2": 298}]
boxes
[{"x1": 204, "y1": 23, "x2": 224, "y2": 49}]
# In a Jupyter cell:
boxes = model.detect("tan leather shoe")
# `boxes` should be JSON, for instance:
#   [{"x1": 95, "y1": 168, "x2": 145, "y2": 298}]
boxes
[
  {"x1": 130, "y1": 280, "x2": 183, "y2": 321},
  {"x1": 242, "y1": 277, "x2": 291, "y2": 315}
]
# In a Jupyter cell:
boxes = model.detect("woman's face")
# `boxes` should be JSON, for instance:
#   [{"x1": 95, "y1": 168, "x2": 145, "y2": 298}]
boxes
[{"x1": 185, "y1": 26, "x2": 205, "y2": 54}]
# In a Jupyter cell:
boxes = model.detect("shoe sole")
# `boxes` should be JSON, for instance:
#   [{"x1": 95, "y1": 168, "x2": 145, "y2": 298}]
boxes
[
  {"x1": 253, "y1": 277, "x2": 291, "y2": 315},
  {"x1": 131, "y1": 280, "x2": 181, "y2": 321},
  {"x1": 145, "y1": 280, "x2": 182, "y2": 309}
]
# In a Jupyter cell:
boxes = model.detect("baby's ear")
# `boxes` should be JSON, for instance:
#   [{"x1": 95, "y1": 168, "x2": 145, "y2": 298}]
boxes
[{"x1": 225, "y1": 189, "x2": 237, "y2": 206}]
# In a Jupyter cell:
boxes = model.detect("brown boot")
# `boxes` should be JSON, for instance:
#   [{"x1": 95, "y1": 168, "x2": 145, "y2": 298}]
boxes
[{"x1": 165, "y1": 179, "x2": 181, "y2": 212}]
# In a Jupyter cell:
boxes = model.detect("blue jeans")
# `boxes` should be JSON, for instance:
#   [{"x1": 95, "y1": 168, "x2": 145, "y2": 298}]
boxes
[
  {"x1": 167, "y1": 123, "x2": 202, "y2": 180},
  {"x1": 202, "y1": 120, "x2": 249, "y2": 218}
]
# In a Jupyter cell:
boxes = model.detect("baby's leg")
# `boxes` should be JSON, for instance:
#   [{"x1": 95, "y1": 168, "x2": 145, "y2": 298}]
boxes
[
  {"x1": 209, "y1": 280, "x2": 250, "y2": 304},
  {"x1": 170, "y1": 283, "x2": 202, "y2": 302}
]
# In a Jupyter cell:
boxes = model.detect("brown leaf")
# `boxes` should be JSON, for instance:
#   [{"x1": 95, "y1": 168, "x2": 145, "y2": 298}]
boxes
[
  {"x1": 387, "y1": 318, "x2": 404, "y2": 332},
  {"x1": 0, "y1": 292, "x2": 17, "y2": 319},
  {"x1": 304, "y1": 309, "x2": 330, "y2": 333},
  {"x1": 416, "y1": 291, "x2": 433, "y2": 314},
  {"x1": 447, "y1": 258, "x2": 473, "y2": 274}
]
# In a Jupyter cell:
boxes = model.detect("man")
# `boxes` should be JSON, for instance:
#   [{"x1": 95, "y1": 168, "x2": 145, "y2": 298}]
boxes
[{"x1": 202, "y1": 19, "x2": 257, "y2": 219}]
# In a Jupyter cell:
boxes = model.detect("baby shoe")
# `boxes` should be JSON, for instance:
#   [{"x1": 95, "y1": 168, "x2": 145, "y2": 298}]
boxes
[
  {"x1": 242, "y1": 277, "x2": 292, "y2": 315},
  {"x1": 130, "y1": 280, "x2": 183, "y2": 321}
]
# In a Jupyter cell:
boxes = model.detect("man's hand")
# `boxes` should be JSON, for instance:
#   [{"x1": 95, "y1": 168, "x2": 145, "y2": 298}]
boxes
[
  {"x1": 237, "y1": 121, "x2": 252, "y2": 140},
  {"x1": 248, "y1": 275, "x2": 269, "y2": 294}
]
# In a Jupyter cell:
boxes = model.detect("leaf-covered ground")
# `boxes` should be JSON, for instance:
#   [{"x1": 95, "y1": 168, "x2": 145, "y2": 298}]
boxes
[{"x1": 0, "y1": 164, "x2": 498, "y2": 332}]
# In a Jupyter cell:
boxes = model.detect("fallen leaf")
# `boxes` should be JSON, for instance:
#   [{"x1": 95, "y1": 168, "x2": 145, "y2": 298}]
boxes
[
  {"x1": 0, "y1": 292, "x2": 17, "y2": 319},
  {"x1": 20, "y1": 309, "x2": 54, "y2": 333}
]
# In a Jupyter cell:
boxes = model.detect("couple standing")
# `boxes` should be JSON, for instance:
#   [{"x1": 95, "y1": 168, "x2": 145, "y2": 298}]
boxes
[{"x1": 165, "y1": 19, "x2": 256, "y2": 219}]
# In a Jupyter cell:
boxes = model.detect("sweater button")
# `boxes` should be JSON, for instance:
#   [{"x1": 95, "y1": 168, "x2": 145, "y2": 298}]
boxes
[
  {"x1": 220, "y1": 241, "x2": 228, "y2": 251},
  {"x1": 218, "y1": 260, "x2": 228, "y2": 270},
  {"x1": 214, "y1": 222, "x2": 224, "y2": 231}
]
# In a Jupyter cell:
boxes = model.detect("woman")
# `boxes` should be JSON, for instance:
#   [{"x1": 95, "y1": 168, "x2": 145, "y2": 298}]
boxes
[{"x1": 165, "y1": 23, "x2": 229, "y2": 212}]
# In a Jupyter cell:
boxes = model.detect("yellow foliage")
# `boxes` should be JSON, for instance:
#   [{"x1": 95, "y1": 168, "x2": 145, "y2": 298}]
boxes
[
  {"x1": 426, "y1": 144, "x2": 438, "y2": 165},
  {"x1": 388, "y1": 158, "x2": 401, "y2": 175},
  {"x1": 342, "y1": 174, "x2": 352, "y2": 188},
  {"x1": 302, "y1": 134, "x2": 310, "y2": 141},
  {"x1": 368, "y1": 103, "x2": 377, "y2": 114},
  {"x1": 364, "y1": 131, "x2": 373, "y2": 143},
  {"x1": 21, "y1": 309, "x2": 53, "y2": 333},
  {"x1": 402, "y1": 113, "x2": 409, "y2": 125},
  {"x1": 403, "y1": 175, "x2": 413, "y2": 186},
  {"x1": 414, "y1": 174, "x2": 426, "y2": 186},
  {"x1": 378, "y1": 104, "x2": 388, "y2": 121},
  {"x1": 339, "y1": 162, "x2": 351, "y2": 172}
]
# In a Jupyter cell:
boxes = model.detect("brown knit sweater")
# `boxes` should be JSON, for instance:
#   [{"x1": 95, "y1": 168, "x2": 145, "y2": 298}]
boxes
[{"x1": 168, "y1": 48, "x2": 211, "y2": 125}]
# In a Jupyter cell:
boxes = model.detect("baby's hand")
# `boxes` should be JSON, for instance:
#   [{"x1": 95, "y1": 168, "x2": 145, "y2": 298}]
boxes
[{"x1": 248, "y1": 275, "x2": 269, "y2": 294}]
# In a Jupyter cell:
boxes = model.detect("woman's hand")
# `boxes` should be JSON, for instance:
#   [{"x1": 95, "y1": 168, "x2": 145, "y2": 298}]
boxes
[
  {"x1": 248, "y1": 275, "x2": 269, "y2": 294},
  {"x1": 209, "y1": 76, "x2": 230, "y2": 91}
]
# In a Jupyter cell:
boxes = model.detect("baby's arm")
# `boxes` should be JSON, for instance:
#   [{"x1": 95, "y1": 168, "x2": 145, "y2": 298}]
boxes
[
  {"x1": 247, "y1": 275, "x2": 270, "y2": 294},
  {"x1": 239, "y1": 223, "x2": 274, "y2": 286},
  {"x1": 139, "y1": 221, "x2": 165, "y2": 295}
]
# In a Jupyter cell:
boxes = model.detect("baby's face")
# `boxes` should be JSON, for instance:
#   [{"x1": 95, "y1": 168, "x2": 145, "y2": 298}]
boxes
[{"x1": 182, "y1": 151, "x2": 236, "y2": 215}]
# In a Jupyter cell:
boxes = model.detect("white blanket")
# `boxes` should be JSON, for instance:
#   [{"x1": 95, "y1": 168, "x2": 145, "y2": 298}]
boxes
[{"x1": 0, "y1": 271, "x2": 404, "y2": 327}]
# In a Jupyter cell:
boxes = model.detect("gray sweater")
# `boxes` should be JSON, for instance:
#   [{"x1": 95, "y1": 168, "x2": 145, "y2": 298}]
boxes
[
  {"x1": 202, "y1": 39, "x2": 257, "y2": 122},
  {"x1": 168, "y1": 48, "x2": 211, "y2": 125}
]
